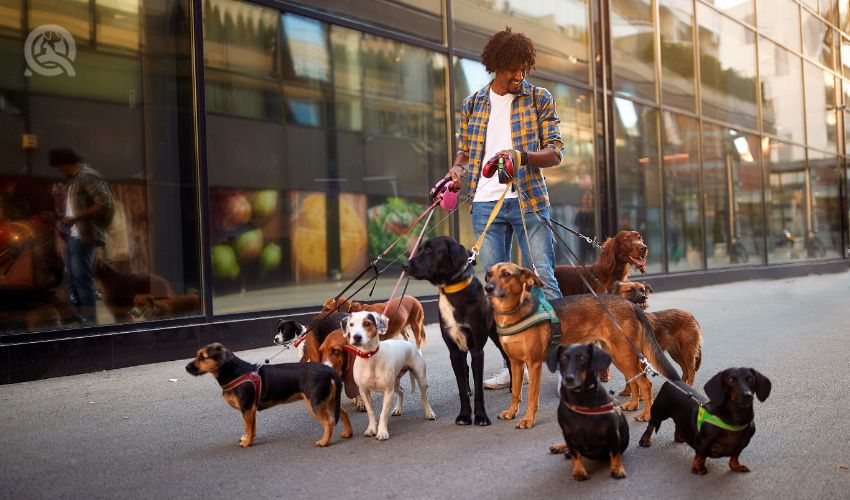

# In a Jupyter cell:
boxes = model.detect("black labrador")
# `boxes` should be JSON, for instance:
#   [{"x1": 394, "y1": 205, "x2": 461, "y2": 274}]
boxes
[
  {"x1": 547, "y1": 343, "x2": 629, "y2": 480},
  {"x1": 404, "y1": 236, "x2": 509, "y2": 426},
  {"x1": 639, "y1": 367, "x2": 772, "y2": 474}
]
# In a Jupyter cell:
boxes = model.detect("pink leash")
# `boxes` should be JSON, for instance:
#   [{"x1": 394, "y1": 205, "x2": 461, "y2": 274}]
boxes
[{"x1": 382, "y1": 205, "x2": 437, "y2": 317}]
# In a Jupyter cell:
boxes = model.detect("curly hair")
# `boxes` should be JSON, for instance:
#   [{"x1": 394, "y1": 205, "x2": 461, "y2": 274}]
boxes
[{"x1": 480, "y1": 27, "x2": 536, "y2": 73}]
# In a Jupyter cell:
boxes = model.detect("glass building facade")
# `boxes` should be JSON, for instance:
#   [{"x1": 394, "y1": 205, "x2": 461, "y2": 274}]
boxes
[{"x1": 0, "y1": 0, "x2": 847, "y2": 377}]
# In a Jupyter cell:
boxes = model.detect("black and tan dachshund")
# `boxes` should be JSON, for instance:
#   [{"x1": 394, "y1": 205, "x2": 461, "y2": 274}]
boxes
[
  {"x1": 547, "y1": 343, "x2": 629, "y2": 480},
  {"x1": 639, "y1": 367, "x2": 771, "y2": 474},
  {"x1": 186, "y1": 342, "x2": 353, "y2": 447}
]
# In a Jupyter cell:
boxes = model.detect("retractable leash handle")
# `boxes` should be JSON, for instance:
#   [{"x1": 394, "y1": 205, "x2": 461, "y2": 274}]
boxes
[{"x1": 429, "y1": 176, "x2": 459, "y2": 211}]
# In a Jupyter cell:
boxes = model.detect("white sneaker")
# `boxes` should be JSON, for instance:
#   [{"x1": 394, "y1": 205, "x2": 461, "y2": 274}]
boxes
[{"x1": 483, "y1": 367, "x2": 528, "y2": 389}]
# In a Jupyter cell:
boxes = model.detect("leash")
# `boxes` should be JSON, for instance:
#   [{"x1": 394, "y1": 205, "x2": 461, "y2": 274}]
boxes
[
  {"x1": 382, "y1": 204, "x2": 437, "y2": 317},
  {"x1": 547, "y1": 217, "x2": 602, "y2": 250}
]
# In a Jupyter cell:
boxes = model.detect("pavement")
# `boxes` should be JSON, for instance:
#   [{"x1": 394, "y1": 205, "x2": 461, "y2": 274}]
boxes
[{"x1": 2, "y1": 270, "x2": 850, "y2": 499}]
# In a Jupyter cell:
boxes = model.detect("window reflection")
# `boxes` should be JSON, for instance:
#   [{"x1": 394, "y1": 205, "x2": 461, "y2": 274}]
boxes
[
  {"x1": 703, "y1": 124, "x2": 764, "y2": 268},
  {"x1": 300, "y1": 0, "x2": 443, "y2": 43},
  {"x1": 452, "y1": 0, "x2": 590, "y2": 83},
  {"x1": 659, "y1": 0, "x2": 696, "y2": 111},
  {"x1": 615, "y1": 98, "x2": 663, "y2": 274},
  {"x1": 611, "y1": 0, "x2": 656, "y2": 101},
  {"x1": 96, "y1": 0, "x2": 139, "y2": 51},
  {"x1": 802, "y1": 8, "x2": 835, "y2": 70},
  {"x1": 662, "y1": 113, "x2": 702, "y2": 271},
  {"x1": 204, "y1": 3, "x2": 449, "y2": 315},
  {"x1": 698, "y1": 4, "x2": 758, "y2": 129},
  {"x1": 803, "y1": 62, "x2": 837, "y2": 152},
  {"x1": 29, "y1": 0, "x2": 90, "y2": 44},
  {"x1": 759, "y1": 38, "x2": 805, "y2": 145},
  {"x1": 705, "y1": 0, "x2": 754, "y2": 25},
  {"x1": 756, "y1": 0, "x2": 801, "y2": 51},
  {"x1": 807, "y1": 150, "x2": 842, "y2": 258},
  {"x1": 765, "y1": 140, "x2": 808, "y2": 263}
]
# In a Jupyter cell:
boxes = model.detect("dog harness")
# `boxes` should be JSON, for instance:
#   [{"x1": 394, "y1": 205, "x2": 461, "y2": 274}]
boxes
[
  {"x1": 439, "y1": 275, "x2": 474, "y2": 294},
  {"x1": 696, "y1": 406, "x2": 751, "y2": 432},
  {"x1": 496, "y1": 286, "x2": 560, "y2": 336},
  {"x1": 563, "y1": 401, "x2": 616, "y2": 415},
  {"x1": 221, "y1": 371, "x2": 262, "y2": 408},
  {"x1": 343, "y1": 344, "x2": 380, "y2": 359}
]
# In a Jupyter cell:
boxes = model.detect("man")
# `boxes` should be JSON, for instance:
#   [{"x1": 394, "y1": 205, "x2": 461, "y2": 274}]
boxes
[
  {"x1": 447, "y1": 28, "x2": 564, "y2": 389},
  {"x1": 50, "y1": 148, "x2": 115, "y2": 324}
]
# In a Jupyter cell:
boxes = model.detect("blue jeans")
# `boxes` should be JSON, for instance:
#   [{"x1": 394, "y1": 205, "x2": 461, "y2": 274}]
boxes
[
  {"x1": 472, "y1": 199, "x2": 562, "y2": 301},
  {"x1": 65, "y1": 238, "x2": 97, "y2": 323}
]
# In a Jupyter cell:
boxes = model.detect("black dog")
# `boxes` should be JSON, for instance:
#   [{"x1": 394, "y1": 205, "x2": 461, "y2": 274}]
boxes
[
  {"x1": 185, "y1": 342, "x2": 353, "y2": 447},
  {"x1": 639, "y1": 367, "x2": 772, "y2": 474},
  {"x1": 405, "y1": 236, "x2": 509, "y2": 426},
  {"x1": 274, "y1": 309, "x2": 347, "y2": 361},
  {"x1": 547, "y1": 343, "x2": 629, "y2": 480}
]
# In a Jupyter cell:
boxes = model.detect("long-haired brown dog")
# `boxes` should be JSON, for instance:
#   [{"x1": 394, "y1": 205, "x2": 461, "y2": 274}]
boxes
[
  {"x1": 488, "y1": 263, "x2": 680, "y2": 423},
  {"x1": 610, "y1": 280, "x2": 703, "y2": 388},
  {"x1": 554, "y1": 230, "x2": 648, "y2": 296},
  {"x1": 322, "y1": 295, "x2": 426, "y2": 350}
]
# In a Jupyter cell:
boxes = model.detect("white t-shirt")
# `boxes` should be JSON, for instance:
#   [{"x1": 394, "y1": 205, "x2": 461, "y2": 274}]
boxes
[{"x1": 473, "y1": 89, "x2": 518, "y2": 202}]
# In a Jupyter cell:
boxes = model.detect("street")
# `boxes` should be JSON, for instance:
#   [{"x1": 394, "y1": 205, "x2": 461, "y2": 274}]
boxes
[{"x1": 2, "y1": 270, "x2": 849, "y2": 499}]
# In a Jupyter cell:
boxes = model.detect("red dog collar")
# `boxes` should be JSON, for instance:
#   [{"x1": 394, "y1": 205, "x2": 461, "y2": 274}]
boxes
[
  {"x1": 563, "y1": 401, "x2": 615, "y2": 415},
  {"x1": 343, "y1": 344, "x2": 380, "y2": 359},
  {"x1": 221, "y1": 371, "x2": 262, "y2": 407}
]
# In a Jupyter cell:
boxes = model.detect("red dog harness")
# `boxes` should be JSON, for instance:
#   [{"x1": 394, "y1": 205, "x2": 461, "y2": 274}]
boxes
[
  {"x1": 563, "y1": 401, "x2": 616, "y2": 415},
  {"x1": 221, "y1": 371, "x2": 262, "y2": 408},
  {"x1": 343, "y1": 344, "x2": 380, "y2": 359}
]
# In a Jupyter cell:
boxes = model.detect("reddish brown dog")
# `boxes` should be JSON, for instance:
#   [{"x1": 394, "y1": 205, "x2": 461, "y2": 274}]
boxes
[
  {"x1": 554, "y1": 230, "x2": 648, "y2": 296},
  {"x1": 610, "y1": 280, "x2": 703, "y2": 388},
  {"x1": 322, "y1": 295, "x2": 426, "y2": 350},
  {"x1": 130, "y1": 293, "x2": 200, "y2": 320},
  {"x1": 318, "y1": 329, "x2": 366, "y2": 411}
]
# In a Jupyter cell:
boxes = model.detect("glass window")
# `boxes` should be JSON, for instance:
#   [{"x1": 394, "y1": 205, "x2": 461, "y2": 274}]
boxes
[
  {"x1": 840, "y1": 33, "x2": 850, "y2": 76},
  {"x1": 1, "y1": 0, "x2": 202, "y2": 335},
  {"x1": 295, "y1": 0, "x2": 443, "y2": 44},
  {"x1": 807, "y1": 149, "x2": 843, "y2": 258},
  {"x1": 96, "y1": 0, "x2": 139, "y2": 51},
  {"x1": 697, "y1": 4, "x2": 758, "y2": 129},
  {"x1": 804, "y1": 61, "x2": 838, "y2": 152},
  {"x1": 759, "y1": 38, "x2": 805, "y2": 144},
  {"x1": 614, "y1": 98, "x2": 663, "y2": 273},
  {"x1": 704, "y1": 0, "x2": 755, "y2": 25},
  {"x1": 452, "y1": 0, "x2": 590, "y2": 83},
  {"x1": 204, "y1": 4, "x2": 450, "y2": 315},
  {"x1": 803, "y1": 7, "x2": 835, "y2": 69},
  {"x1": 840, "y1": 0, "x2": 850, "y2": 33},
  {"x1": 659, "y1": 0, "x2": 696, "y2": 111},
  {"x1": 611, "y1": 0, "x2": 656, "y2": 101},
  {"x1": 702, "y1": 123, "x2": 764, "y2": 268},
  {"x1": 662, "y1": 113, "x2": 702, "y2": 271},
  {"x1": 765, "y1": 140, "x2": 809, "y2": 263},
  {"x1": 820, "y1": 1, "x2": 837, "y2": 25},
  {"x1": 756, "y1": 0, "x2": 801, "y2": 51},
  {"x1": 29, "y1": 0, "x2": 90, "y2": 45},
  {"x1": 843, "y1": 79, "x2": 850, "y2": 148},
  {"x1": 0, "y1": 0, "x2": 20, "y2": 34}
]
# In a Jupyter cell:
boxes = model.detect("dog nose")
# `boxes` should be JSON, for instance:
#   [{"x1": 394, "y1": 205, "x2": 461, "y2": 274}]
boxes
[
  {"x1": 484, "y1": 283, "x2": 495, "y2": 293},
  {"x1": 402, "y1": 263, "x2": 409, "y2": 270},
  {"x1": 564, "y1": 373, "x2": 575, "y2": 384},
  {"x1": 353, "y1": 334, "x2": 362, "y2": 344}
]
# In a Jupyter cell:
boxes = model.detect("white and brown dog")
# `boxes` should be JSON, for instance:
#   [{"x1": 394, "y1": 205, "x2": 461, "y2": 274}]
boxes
[{"x1": 343, "y1": 311, "x2": 437, "y2": 440}]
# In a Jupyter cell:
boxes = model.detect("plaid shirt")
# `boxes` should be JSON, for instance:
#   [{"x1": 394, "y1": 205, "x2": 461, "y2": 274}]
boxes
[
  {"x1": 457, "y1": 80, "x2": 564, "y2": 212},
  {"x1": 63, "y1": 166, "x2": 115, "y2": 245}
]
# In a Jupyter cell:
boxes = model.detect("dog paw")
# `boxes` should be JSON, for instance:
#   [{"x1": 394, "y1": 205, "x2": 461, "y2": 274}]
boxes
[
  {"x1": 473, "y1": 414, "x2": 491, "y2": 426},
  {"x1": 375, "y1": 429, "x2": 389, "y2": 441},
  {"x1": 425, "y1": 410, "x2": 437, "y2": 420},
  {"x1": 391, "y1": 408, "x2": 403, "y2": 416},
  {"x1": 621, "y1": 402, "x2": 639, "y2": 411},
  {"x1": 455, "y1": 414, "x2": 473, "y2": 426},
  {"x1": 549, "y1": 443, "x2": 567, "y2": 454},
  {"x1": 342, "y1": 430, "x2": 353, "y2": 439},
  {"x1": 239, "y1": 436, "x2": 253, "y2": 447},
  {"x1": 572, "y1": 471, "x2": 589, "y2": 481},
  {"x1": 356, "y1": 403, "x2": 367, "y2": 412},
  {"x1": 516, "y1": 417, "x2": 535, "y2": 429},
  {"x1": 634, "y1": 413, "x2": 650, "y2": 422},
  {"x1": 498, "y1": 409, "x2": 517, "y2": 420},
  {"x1": 691, "y1": 466, "x2": 708, "y2": 475},
  {"x1": 314, "y1": 439, "x2": 330, "y2": 447},
  {"x1": 611, "y1": 469, "x2": 626, "y2": 479},
  {"x1": 638, "y1": 437, "x2": 652, "y2": 448},
  {"x1": 364, "y1": 426, "x2": 377, "y2": 437}
]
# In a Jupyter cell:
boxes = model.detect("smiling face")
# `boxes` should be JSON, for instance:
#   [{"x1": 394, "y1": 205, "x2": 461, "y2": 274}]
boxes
[
  {"x1": 484, "y1": 262, "x2": 541, "y2": 313},
  {"x1": 343, "y1": 311, "x2": 386, "y2": 351},
  {"x1": 491, "y1": 66, "x2": 528, "y2": 95},
  {"x1": 605, "y1": 230, "x2": 648, "y2": 273}
]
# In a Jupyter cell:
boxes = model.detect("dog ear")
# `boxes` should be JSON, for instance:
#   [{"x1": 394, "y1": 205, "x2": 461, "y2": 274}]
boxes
[
  {"x1": 589, "y1": 344, "x2": 612, "y2": 372},
  {"x1": 546, "y1": 345, "x2": 563, "y2": 373},
  {"x1": 450, "y1": 241, "x2": 470, "y2": 271},
  {"x1": 643, "y1": 282, "x2": 653, "y2": 294},
  {"x1": 375, "y1": 313, "x2": 389, "y2": 336},
  {"x1": 208, "y1": 343, "x2": 233, "y2": 364},
  {"x1": 750, "y1": 368, "x2": 772, "y2": 402},
  {"x1": 521, "y1": 268, "x2": 543, "y2": 289},
  {"x1": 703, "y1": 371, "x2": 727, "y2": 405}
]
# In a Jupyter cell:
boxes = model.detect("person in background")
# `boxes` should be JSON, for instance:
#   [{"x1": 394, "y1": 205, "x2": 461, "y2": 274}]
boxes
[
  {"x1": 447, "y1": 28, "x2": 565, "y2": 390},
  {"x1": 50, "y1": 148, "x2": 114, "y2": 324}
]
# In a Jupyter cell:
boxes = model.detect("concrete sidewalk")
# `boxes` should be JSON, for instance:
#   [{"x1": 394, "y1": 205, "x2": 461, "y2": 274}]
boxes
[{"x1": 1, "y1": 270, "x2": 849, "y2": 499}]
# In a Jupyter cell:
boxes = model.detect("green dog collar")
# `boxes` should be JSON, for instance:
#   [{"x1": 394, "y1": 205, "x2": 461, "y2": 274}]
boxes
[
  {"x1": 696, "y1": 406, "x2": 751, "y2": 432},
  {"x1": 496, "y1": 286, "x2": 560, "y2": 336}
]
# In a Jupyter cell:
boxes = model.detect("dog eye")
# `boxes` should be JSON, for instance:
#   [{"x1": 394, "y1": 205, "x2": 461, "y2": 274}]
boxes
[{"x1": 502, "y1": 271, "x2": 510, "y2": 278}]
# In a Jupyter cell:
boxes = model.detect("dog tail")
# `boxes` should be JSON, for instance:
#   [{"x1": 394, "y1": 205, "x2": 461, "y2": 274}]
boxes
[{"x1": 634, "y1": 305, "x2": 682, "y2": 383}]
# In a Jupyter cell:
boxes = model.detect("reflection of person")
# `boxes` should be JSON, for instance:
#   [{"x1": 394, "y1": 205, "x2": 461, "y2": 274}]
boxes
[
  {"x1": 50, "y1": 148, "x2": 115, "y2": 323},
  {"x1": 446, "y1": 28, "x2": 564, "y2": 389},
  {"x1": 573, "y1": 191, "x2": 595, "y2": 264}
]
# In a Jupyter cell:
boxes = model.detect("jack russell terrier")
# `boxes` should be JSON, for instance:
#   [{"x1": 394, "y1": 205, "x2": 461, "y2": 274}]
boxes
[{"x1": 343, "y1": 311, "x2": 437, "y2": 440}]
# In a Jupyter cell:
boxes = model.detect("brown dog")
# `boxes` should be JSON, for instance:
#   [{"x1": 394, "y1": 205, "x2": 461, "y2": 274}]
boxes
[
  {"x1": 318, "y1": 329, "x2": 367, "y2": 412},
  {"x1": 484, "y1": 263, "x2": 555, "y2": 429},
  {"x1": 130, "y1": 293, "x2": 200, "y2": 320},
  {"x1": 491, "y1": 263, "x2": 680, "y2": 422},
  {"x1": 554, "y1": 230, "x2": 648, "y2": 296},
  {"x1": 94, "y1": 260, "x2": 174, "y2": 322},
  {"x1": 322, "y1": 295, "x2": 426, "y2": 350},
  {"x1": 610, "y1": 280, "x2": 652, "y2": 309},
  {"x1": 610, "y1": 281, "x2": 702, "y2": 388}
]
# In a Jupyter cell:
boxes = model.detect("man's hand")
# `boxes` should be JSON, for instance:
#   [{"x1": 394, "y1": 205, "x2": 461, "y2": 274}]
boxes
[{"x1": 447, "y1": 165, "x2": 465, "y2": 192}]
